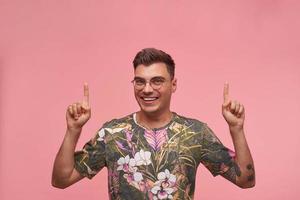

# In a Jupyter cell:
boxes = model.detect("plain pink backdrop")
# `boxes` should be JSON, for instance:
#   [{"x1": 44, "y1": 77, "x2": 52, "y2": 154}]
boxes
[{"x1": 1, "y1": 1, "x2": 299, "y2": 199}]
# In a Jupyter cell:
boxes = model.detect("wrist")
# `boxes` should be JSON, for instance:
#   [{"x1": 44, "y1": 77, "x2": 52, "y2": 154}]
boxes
[
  {"x1": 229, "y1": 125, "x2": 244, "y2": 133},
  {"x1": 67, "y1": 126, "x2": 82, "y2": 134}
]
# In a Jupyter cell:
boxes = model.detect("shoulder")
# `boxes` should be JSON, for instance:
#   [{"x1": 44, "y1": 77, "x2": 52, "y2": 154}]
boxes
[
  {"x1": 95, "y1": 113, "x2": 134, "y2": 142},
  {"x1": 173, "y1": 113, "x2": 222, "y2": 144},
  {"x1": 173, "y1": 112, "x2": 208, "y2": 131},
  {"x1": 100, "y1": 113, "x2": 134, "y2": 130}
]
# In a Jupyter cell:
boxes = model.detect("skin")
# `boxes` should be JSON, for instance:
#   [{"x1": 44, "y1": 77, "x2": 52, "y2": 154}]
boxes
[
  {"x1": 52, "y1": 64, "x2": 255, "y2": 189},
  {"x1": 133, "y1": 63, "x2": 177, "y2": 129},
  {"x1": 221, "y1": 83, "x2": 255, "y2": 188},
  {"x1": 51, "y1": 83, "x2": 89, "y2": 188}
]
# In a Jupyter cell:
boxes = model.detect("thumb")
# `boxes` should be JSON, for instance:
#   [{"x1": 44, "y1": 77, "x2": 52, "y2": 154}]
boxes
[
  {"x1": 222, "y1": 100, "x2": 231, "y2": 110},
  {"x1": 81, "y1": 102, "x2": 91, "y2": 112}
]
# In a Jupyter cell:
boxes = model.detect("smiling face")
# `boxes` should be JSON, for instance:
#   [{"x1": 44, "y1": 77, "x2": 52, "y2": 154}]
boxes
[{"x1": 133, "y1": 62, "x2": 177, "y2": 116}]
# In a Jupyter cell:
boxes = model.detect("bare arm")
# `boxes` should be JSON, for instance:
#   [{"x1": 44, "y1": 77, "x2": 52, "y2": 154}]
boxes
[
  {"x1": 52, "y1": 128, "x2": 84, "y2": 188},
  {"x1": 221, "y1": 127, "x2": 255, "y2": 188},
  {"x1": 51, "y1": 83, "x2": 91, "y2": 189},
  {"x1": 221, "y1": 83, "x2": 255, "y2": 188}
]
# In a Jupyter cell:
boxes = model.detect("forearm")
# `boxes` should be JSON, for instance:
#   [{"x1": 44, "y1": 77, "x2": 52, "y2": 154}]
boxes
[
  {"x1": 229, "y1": 126, "x2": 255, "y2": 188},
  {"x1": 52, "y1": 128, "x2": 81, "y2": 184}
]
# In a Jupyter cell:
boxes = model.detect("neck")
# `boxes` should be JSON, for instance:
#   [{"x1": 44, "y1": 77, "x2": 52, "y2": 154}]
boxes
[{"x1": 136, "y1": 110, "x2": 173, "y2": 130}]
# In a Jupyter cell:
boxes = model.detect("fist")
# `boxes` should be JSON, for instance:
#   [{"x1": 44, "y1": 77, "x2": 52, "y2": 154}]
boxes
[{"x1": 66, "y1": 83, "x2": 91, "y2": 129}]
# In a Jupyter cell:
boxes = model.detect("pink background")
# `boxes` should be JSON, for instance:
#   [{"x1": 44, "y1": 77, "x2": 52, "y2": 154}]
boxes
[{"x1": 1, "y1": 1, "x2": 299, "y2": 199}]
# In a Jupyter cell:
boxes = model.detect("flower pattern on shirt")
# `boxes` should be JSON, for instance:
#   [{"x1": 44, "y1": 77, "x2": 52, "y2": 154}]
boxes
[{"x1": 74, "y1": 112, "x2": 236, "y2": 200}]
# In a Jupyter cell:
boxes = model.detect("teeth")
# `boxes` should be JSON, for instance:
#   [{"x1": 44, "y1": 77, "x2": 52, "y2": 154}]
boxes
[{"x1": 143, "y1": 97, "x2": 157, "y2": 101}]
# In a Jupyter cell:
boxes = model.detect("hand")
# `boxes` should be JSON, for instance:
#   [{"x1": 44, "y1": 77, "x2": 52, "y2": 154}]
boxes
[
  {"x1": 66, "y1": 82, "x2": 91, "y2": 130},
  {"x1": 222, "y1": 83, "x2": 245, "y2": 129}
]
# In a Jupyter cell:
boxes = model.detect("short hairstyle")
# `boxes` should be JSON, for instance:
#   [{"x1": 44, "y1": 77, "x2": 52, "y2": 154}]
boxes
[{"x1": 133, "y1": 48, "x2": 175, "y2": 79}]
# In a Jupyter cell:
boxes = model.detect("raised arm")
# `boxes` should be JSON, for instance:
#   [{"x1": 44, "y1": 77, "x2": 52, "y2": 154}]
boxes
[
  {"x1": 221, "y1": 83, "x2": 255, "y2": 188},
  {"x1": 51, "y1": 83, "x2": 91, "y2": 189}
]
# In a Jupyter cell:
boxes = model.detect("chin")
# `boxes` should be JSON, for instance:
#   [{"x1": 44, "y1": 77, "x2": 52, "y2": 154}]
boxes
[
  {"x1": 139, "y1": 105, "x2": 161, "y2": 114},
  {"x1": 140, "y1": 107, "x2": 158, "y2": 114}
]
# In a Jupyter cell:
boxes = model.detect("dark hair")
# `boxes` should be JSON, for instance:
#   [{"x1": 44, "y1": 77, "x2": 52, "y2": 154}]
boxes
[{"x1": 133, "y1": 48, "x2": 175, "y2": 79}]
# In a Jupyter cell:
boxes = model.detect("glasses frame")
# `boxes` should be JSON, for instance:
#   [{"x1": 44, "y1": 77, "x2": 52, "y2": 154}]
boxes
[{"x1": 131, "y1": 76, "x2": 170, "y2": 91}]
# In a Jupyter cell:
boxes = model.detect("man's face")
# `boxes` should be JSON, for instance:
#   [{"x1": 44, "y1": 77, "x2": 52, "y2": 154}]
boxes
[{"x1": 133, "y1": 62, "x2": 177, "y2": 115}]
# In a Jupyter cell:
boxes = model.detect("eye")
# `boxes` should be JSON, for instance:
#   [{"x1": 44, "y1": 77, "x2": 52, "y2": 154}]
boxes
[
  {"x1": 151, "y1": 78, "x2": 165, "y2": 85},
  {"x1": 135, "y1": 79, "x2": 145, "y2": 86}
]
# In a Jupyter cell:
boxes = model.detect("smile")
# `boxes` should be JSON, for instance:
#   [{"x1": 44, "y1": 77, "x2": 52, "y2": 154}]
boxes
[{"x1": 140, "y1": 97, "x2": 159, "y2": 102}]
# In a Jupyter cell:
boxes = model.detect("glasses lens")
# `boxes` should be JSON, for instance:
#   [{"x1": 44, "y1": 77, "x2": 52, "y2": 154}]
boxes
[
  {"x1": 132, "y1": 79, "x2": 145, "y2": 90},
  {"x1": 150, "y1": 78, "x2": 165, "y2": 90},
  {"x1": 132, "y1": 78, "x2": 166, "y2": 90}
]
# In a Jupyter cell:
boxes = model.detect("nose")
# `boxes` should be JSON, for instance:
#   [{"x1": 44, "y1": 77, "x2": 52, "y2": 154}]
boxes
[{"x1": 143, "y1": 82, "x2": 154, "y2": 93}]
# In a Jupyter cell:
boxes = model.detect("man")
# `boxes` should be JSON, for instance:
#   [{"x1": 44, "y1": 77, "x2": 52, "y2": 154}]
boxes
[{"x1": 52, "y1": 48, "x2": 255, "y2": 199}]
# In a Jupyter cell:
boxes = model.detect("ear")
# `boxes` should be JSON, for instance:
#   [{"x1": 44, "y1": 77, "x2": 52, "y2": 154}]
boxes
[{"x1": 171, "y1": 78, "x2": 177, "y2": 93}]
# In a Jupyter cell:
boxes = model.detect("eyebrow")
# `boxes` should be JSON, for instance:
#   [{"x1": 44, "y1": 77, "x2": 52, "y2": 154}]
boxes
[{"x1": 133, "y1": 76, "x2": 166, "y2": 80}]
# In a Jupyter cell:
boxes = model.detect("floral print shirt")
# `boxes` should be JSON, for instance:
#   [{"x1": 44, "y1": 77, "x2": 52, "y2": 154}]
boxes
[{"x1": 74, "y1": 112, "x2": 236, "y2": 200}]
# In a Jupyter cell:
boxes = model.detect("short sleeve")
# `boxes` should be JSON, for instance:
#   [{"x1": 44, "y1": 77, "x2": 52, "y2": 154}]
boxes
[
  {"x1": 74, "y1": 127, "x2": 106, "y2": 179},
  {"x1": 199, "y1": 124, "x2": 236, "y2": 177}
]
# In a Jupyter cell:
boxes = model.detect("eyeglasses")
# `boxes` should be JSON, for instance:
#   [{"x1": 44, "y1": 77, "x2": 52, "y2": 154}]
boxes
[{"x1": 131, "y1": 77, "x2": 168, "y2": 90}]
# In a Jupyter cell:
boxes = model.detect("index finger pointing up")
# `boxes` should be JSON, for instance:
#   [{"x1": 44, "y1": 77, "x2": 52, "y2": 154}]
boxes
[
  {"x1": 223, "y1": 82, "x2": 229, "y2": 103},
  {"x1": 83, "y1": 82, "x2": 89, "y2": 106}
]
